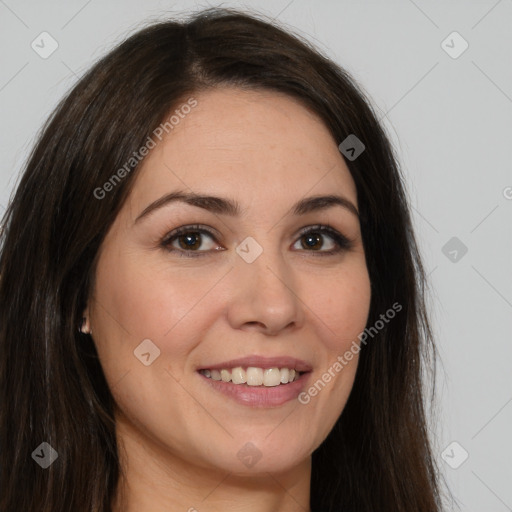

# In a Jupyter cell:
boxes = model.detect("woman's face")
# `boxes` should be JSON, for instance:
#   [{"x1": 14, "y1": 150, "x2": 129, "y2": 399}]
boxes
[{"x1": 86, "y1": 87, "x2": 371, "y2": 476}]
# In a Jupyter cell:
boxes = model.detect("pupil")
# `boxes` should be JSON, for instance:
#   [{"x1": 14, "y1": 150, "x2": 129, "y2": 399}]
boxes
[
  {"x1": 180, "y1": 233, "x2": 200, "y2": 250},
  {"x1": 304, "y1": 233, "x2": 321, "y2": 250}
]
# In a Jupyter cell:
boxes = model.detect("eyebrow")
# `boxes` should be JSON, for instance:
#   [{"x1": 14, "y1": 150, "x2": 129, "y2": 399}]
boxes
[{"x1": 134, "y1": 190, "x2": 359, "y2": 223}]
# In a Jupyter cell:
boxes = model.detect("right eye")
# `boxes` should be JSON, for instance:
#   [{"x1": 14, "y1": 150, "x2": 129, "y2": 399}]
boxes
[{"x1": 161, "y1": 224, "x2": 224, "y2": 257}]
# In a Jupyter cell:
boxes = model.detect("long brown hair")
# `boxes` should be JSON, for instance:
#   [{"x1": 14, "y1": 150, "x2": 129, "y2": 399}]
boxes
[{"x1": 0, "y1": 7, "x2": 445, "y2": 511}]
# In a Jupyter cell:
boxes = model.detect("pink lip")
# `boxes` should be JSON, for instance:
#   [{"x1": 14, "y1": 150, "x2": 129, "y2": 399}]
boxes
[
  {"x1": 198, "y1": 371, "x2": 311, "y2": 408},
  {"x1": 197, "y1": 355, "x2": 313, "y2": 373}
]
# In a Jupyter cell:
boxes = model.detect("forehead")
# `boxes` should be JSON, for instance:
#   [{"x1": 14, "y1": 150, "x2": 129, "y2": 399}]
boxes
[{"x1": 129, "y1": 87, "x2": 358, "y2": 211}]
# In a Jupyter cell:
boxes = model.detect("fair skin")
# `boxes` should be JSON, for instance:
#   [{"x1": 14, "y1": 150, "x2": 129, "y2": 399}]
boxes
[{"x1": 83, "y1": 87, "x2": 371, "y2": 512}]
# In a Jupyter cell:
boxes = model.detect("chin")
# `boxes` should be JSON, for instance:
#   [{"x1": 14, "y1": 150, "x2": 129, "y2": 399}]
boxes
[{"x1": 198, "y1": 439, "x2": 311, "y2": 476}]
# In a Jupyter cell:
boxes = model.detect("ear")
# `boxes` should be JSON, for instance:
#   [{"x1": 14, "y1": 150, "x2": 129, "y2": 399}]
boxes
[{"x1": 79, "y1": 307, "x2": 92, "y2": 335}]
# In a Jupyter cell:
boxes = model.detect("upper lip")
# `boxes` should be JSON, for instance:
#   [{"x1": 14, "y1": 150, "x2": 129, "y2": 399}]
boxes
[{"x1": 198, "y1": 355, "x2": 313, "y2": 373}]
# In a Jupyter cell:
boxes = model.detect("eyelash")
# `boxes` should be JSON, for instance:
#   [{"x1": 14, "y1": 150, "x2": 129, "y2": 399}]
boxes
[{"x1": 160, "y1": 223, "x2": 354, "y2": 258}]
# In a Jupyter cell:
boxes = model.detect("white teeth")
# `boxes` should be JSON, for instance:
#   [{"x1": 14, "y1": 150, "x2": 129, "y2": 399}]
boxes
[
  {"x1": 246, "y1": 367, "x2": 263, "y2": 386},
  {"x1": 200, "y1": 366, "x2": 302, "y2": 386},
  {"x1": 231, "y1": 367, "x2": 247, "y2": 384},
  {"x1": 263, "y1": 368, "x2": 281, "y2": 387}
]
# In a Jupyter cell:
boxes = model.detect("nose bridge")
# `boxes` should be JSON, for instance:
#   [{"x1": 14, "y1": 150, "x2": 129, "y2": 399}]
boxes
[
  {"x1": 228, "y1": 232, "x2": 304, "y2": 333},
  {"x1": 236, "y1": 231, "x2": 288, "y2": 288}
]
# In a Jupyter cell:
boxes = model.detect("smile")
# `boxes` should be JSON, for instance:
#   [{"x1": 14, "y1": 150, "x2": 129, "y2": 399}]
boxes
[{"x1": 199, "y1": 366, "x2": 302, "y2": 386}]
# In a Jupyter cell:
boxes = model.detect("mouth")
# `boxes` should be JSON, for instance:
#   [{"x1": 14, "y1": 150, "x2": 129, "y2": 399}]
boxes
[{"x1": 196, "y1": 356, "x2": 312, "y2": 407}]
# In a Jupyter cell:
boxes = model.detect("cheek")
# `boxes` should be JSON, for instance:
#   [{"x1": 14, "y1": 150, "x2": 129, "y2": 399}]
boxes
[
  {"x1": 95, "y1": 250, "x2": 188, "y2": 333},
  {"x1": 307, "y1": 263, "x2": 372, "y2": 351},
  {"x1": 296, "y1": 262, "x2": 370, "y2": 435},
  {"x1": 90, "y1": 251, "x2": 227, "y2": 376}
]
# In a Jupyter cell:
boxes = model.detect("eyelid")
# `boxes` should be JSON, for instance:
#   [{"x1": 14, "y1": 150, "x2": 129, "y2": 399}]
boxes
[{"x1": 160, "y1": 224, "x2": 219, "y2": 245}]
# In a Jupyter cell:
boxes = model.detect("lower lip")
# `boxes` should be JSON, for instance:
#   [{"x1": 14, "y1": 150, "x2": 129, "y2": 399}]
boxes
[{"x1": 197, "y1": 371, "x2": 311, "y2": 407}]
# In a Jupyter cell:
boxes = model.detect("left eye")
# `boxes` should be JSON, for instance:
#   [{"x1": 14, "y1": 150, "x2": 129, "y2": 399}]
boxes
[
  {"x1": 292, "y1": 225, "x2": 353, "y2": 255},
  {"x1": 292, "y1": 229, "x2": 337, "y2": 252},
  {"x1": 161, "y1": 224, "x2": 352, "y2": 257}
]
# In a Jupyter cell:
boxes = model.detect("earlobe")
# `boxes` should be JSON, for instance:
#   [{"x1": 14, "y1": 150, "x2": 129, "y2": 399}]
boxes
[{"x1": 79, "y1": 309, "x2": 93, "y2": 335}]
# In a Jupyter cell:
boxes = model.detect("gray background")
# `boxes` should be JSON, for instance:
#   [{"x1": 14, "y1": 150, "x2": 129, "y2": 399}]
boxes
[{"x1": 1, "y1": 0, "x2": 511, "y2": 510}]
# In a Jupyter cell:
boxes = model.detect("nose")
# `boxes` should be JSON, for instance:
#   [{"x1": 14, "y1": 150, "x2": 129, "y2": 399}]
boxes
[{"x1": 226, "y1": 243, "x2": 305, "y2": 336}]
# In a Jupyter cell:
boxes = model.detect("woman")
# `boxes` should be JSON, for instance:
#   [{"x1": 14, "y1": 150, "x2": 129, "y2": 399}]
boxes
[{"x1": 0, "y1": 7, "x2": 445, "y2": 512}]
